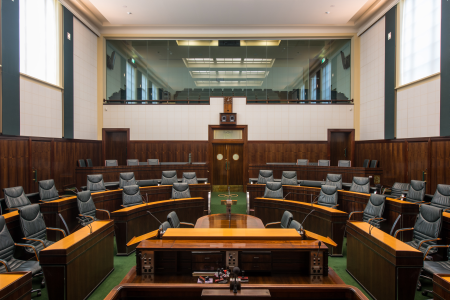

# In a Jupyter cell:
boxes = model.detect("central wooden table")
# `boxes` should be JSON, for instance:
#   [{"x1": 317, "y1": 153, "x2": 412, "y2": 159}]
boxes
[{"x1": 195, "y1": 214, "x2": 264, "y2": 228}]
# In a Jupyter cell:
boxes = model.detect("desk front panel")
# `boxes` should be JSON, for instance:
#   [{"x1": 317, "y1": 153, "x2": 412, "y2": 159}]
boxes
[
  {"x1": 0, "y1": 272, "x2": 32, "y2": 300},
  {"x1": 40, "y1": 221, "x2": 114, "y2": 300},
  {"x1": 75, "y1": 164, "x2": 209, "y2": 190}
]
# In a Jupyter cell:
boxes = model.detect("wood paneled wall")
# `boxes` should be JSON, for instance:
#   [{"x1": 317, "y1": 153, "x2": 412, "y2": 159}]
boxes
[
  {"x1": 248, "y1": 141, "x2": 328, "y2": 165},
  {"x1": 355, "y1": 138, "x2": 450, "y2": 194},
  {"x1": 0, "y1": 136, "x2": 101, "y2": 197},
  {"x1": 129, "y1": 141, "x2": 209, "y2": 163}
]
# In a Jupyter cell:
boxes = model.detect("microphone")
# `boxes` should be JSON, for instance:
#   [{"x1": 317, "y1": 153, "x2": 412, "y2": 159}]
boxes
[
  {"x1": 147, "y1": 211, "x2": 162, "y2": 225},
  {"x1": 282, "y1": 192, "x2": 293, "y2": 201},
  {"x1": 316, "y1": 241, "x2": 321, "y2": 259},
  {"x1": 232, "y1": 267, "x2": 240, "y2": 293},
  {"x1": 141, "y1": 193, "x2": 149, "y2": 204},
  {"x1": 299, "y1": 209, "x2": 316, "y2": 238}
]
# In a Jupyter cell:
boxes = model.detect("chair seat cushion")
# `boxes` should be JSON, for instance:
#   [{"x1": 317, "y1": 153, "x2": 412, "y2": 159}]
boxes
[
  {"x1": 423, "y1": 260, "x2": 450, "y2": 275},
  {"x1": 13, "y1": 260, "x2": 42, "y2": 275}
]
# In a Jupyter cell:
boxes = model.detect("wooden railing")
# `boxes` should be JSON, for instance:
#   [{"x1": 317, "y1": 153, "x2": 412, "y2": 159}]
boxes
[
  {"x1": 103, "y1": 99, "x2": 210, "y2": 105},
  {"x1": 246, "y1": 99, "x2": 354, "y2": 104}
]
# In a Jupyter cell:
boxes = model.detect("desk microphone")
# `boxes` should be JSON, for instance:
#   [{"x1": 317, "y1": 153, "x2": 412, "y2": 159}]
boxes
[
  {"x1": 299, "y1": 209, "x2": 316, "y2": 238},
  {"x1": 147, "y1": 211, "x2": 162, "y2": 225},
  {"x1": 316, "y1": 241, "x2": 321, "y2": 258},
  {"x1": 282, "y1": 192, "x2": 293, "y2": 201},
  {"x1": 141, "y1": 193, "x2": 149, "y2": 204},
  {"x1": 76, "y1": 217, "x2": 92, "y2": 234},
  {"x1": 232, "y1": 267, "x2": 240, "y2": 293}
]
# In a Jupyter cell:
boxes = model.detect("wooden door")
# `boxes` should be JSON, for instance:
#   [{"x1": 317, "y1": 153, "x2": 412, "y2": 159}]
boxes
[
  {"x1": 227, "y1": 144, "x2": 243, "y2": 187},
  {"x1": 30, "y1": 141, "x2": 52, "y2": 192},
  {"x1": 104, "y1": 131, "x2": 128, "y2": 165},
  {"x1": 330, "y1": 132, "x2": 352, "y2": 166},
  {"x1": 213, "y1": 144, "x2": 227, "y2": 186},
  {"x1": 407, "y1": 141, "x2": 429, "y2": 193}
]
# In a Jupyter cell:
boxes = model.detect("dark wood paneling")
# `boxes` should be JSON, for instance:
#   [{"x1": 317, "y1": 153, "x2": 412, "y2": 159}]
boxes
[
  {"x1": 407, "y1": 141, "x2": 428, "y2": 191},
  {"x1": 0, "y1": 138, "x2": 30, "y2": 198},
  {"x1": 30, "y1": 141, "x2": 51, "y2": 193},
  {"x1": 228, "y1": 144, "x2": 243, "y2": 186},
  {"x1": 213, "y1": 144, "x2": 227, "y2": 185},
  {"x1": 329, "y1": 132, "x2": 351, "y2": 166},
  {"x1": 430, "y1": 140, "x2": 450, "y2": 194},
  {"x1": 103, "y1": 129, "x2": 129, "y2": 166},
  {"x1": 130, "y1": 141, "x2": 208, "y2": 163},
  {"x1": 248, "y1": 141, "x2": 327, "y2": 165}
]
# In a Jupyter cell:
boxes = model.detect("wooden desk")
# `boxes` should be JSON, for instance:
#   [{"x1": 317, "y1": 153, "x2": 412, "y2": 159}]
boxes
[
  {"x1": 104, "y1": 282, "x2": 369, "y2": 300},
  {"x1": 249, "y1": 164, "x2": 382, "y2": 186},
  {"x1": 111, "y1": 197, "x2": 207, "y2": 255},
  {"x1": 433, "y1": 274, "x2": 450, "y2": 300},
  {"x1": 346, "y1": 221, "x2": 423, "y2": 300},
  {"x1": 0, "y1": 272, "x2": 32, "y2": 300},
  {"x1": 253, "y1": 197, "x2": 348, "y2": 256},
  {"x1": 195, "y1": 214, "x2": 264, "y2": 228},
  {"x1": 248, "y1": 184, "x2": 419, "y2": 241},
  {"x1": 39, "y1": 220, "x2": 114, "y2": 300},
  {"x1": 75, "y1": 164, "x2": 209, "y2": 190}
]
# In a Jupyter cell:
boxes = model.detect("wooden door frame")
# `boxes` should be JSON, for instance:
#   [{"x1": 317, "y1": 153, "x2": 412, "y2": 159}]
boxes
[
  {"x1": 208, "y1": 125, "x2": 248, "y2": 190},
  {"x1": 102, "y1": 128, "x2": 131, "y2": 163},
  {"x1": 327, "y1": 129, "x2": 355, "y2": 164}
]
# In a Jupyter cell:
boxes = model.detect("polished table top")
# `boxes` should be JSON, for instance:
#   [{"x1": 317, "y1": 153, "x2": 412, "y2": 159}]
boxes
[{"x1": 195, "y1": 213, "x2": 264, "y2": 228}]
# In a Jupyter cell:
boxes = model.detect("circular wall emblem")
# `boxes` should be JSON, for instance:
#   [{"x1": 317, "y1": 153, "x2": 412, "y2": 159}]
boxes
[
  {"x1": 233, "y1": 154, "x2": 239, "y2": 160},
  {"x1": 217, "y1": 154, "x2": 223, "y2": 160}
]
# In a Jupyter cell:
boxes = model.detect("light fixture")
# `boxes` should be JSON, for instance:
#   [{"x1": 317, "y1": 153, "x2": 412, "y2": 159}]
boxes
[
  {"x1": 127, "y1": 12, "x2": 132, "y2": 14},
  {"x1": 325, "y1": 11, "x2": 330, "y2": 14}
]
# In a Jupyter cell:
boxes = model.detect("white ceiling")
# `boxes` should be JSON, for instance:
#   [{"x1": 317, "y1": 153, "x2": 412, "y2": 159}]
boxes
[{"x1": 87, "y1": 0, "x2": 373, "y2": 26}]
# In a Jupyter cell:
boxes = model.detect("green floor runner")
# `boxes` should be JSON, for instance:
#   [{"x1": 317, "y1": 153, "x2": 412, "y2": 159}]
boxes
[{"x1": 31, "y1": 194, "x2": 433, "y2": 299}]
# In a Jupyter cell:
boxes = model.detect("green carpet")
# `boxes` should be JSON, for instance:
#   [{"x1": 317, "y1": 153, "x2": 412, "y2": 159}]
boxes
[{"x1": 31, "y1": 192, "x2": 434, "y2": 299}]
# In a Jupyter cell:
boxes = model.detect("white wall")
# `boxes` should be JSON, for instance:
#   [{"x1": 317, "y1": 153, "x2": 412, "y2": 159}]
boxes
[
  {"x1": 396, "y1": 76, "x2": 440, "y2": 138},
  {"x1": 360, "y1": 17, "x2": 385, "y2": 140},
  {"x1": 20, "y1": 77, "x2": 62, "y2": 138},
  {"x1": 103, "y1": 97, "x2": 354, "y2": 141},
  {"x1": 73, "y1": 18, "x2": 97, "y2": 140}
]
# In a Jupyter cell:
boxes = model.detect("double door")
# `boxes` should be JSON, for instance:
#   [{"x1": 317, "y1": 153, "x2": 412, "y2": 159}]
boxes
[{"x1": 213, "y1": 144, "x2": 243, "y2": 190}]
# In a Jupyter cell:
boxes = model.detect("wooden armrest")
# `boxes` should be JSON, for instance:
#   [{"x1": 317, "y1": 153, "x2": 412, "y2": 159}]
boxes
[
  {"x1": 331, "y1": 204, "x2": 339, "y2": 209},
  {"x1": 15, "y1": 243, "x2": 39, "y2": 261},
  {"x1": 444, "y1": 208, "x2": 450, "y2": 213},
  {"x1": 22, "y1": 237, "x2": 46, "y2": 249},
  {"x1": 96, "y1": 209, "x2": 111, "y2": 219},
  {"x1": 265, "y1": 222, "x2": 281, "y2": 228},
  {"x1": 180, "y1": 222, "x2": 195, "y2": 227},
  {"x1": 47, "y1": 227, "x2": 67, "y2": 237},
  {"x1": 418, "y1": 238, "x2": 441, "y2": 250},
  {"x1": 6, "y1": 207, "x2": 19, "y2": 211},
  {"x1": 0, "y1": 259, "x2": 11, "y2": 272},
  {"x1": 394, "y1": 228, "x2": 414, "y2": 238},
  {"x1": 424, "y1": 245, "x2": 449, "y2": 259},
  {"x1": 348, "y1": 211, "x2": 364, "y2": 220}
]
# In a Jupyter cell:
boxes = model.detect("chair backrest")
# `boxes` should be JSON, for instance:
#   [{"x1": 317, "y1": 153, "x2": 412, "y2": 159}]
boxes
[
  {"x1": 280, "y1": 211, "x2": 294, "y2": 228},
  {"x1": 412, "y1": 204, "x2": 443, "y2": 250},
  {"x1": 86, "y1": 159, "x2": 93, "y2": 167},
  {"x1": 78, "y1": 159, "x2": 86, "y2": 167},
  {"x1": 288, "y1": 219, "x2": 302, "y2": 232},
  {"x1": 297, "y1": 159, "x2": 309, "y2": 166},
  {"x1": 363, "y1": 159, "x2": 370, "y2": 168},
  {"x1": 172, "y1": 183, "x2": 191, "y2": 199},
  {"x1": 182, "y1": 172, "x2": 198, "y2": 184},
  {"x1": 76, "y1": 191, "x2": 97, "y2": 219},
  {"x1": 0, "y1": 215, "x2": 16, "y2": 264},
  {"x1": 325, "y1": 174, "x2": 342, "y2": 190},
  {"x1": 430, "y1": 184, "x2": 450, "y2": 210},
  {"x1": 122, "y1": 185, "x2": 143, "y2": 207},
  {"x1": 38, "y1": 179, "x2": 59, "y2": 202},
  {"x1": 406, "y1": 180, "x2": 426, "y2": 203},
  {"x1": 263, "y1": 182, "x2": 283, "y2": 199},
  {"x1": 159, "y1": 221, "x2": 172, "y2": 233},
  {"x1": 105, "y1": 160, "x2": 118, "y2": 167},
  {"x1": 19, "y1": 204, "x2": 47, "y2": 249},
  {"x1": 318, "y1": 160, "x2": 330, "y2": 166},
  {"x1": 349, "y1": 177, "x2": 370, "y2": 194},
  {"x1": 308, "y1": 162, "x2": 318, "y2": 166},
  {"x1": 167, "y1": 211, "x2": 181, "y2": 228},
  {"x1": 87, "y1": 174, "x2": 106, "y2": 192},
  {"x1": 3, "y1": 187, "x2": 31, "y2": 210},
  {"x1": 119, "y1": 172, "x2": 137, "y2": 188},
  {"x1": 363, "y1": 194, "x2": 386, "y2": 228},
  {"x1": 161, "y1": 170, "x2": 178, "y2": 185},
  {"x1": 139, "y1": 162, "x2": 148, "y2": 166},
  {"x1": 317, "y1": 185, "x2": 338, "y2": 208},
  {"x1": 147, "y1": 159, "x2": 160, "y2": 165},
  {"x1": 257, "y1": 170, "x2": 274, "y2": 184},
  {"x1": 338, "y1": 160, "x2": 351, "y2": 167},
  {"x1": 281, "y1": 171, "x2": 297, "y2": 185},
  {"x1": 127, "y1": 159, "x2": 139, "y2": 166},
  {"x1": 369, "y1": 160, "x2": 378, "y2": 168},
  {"x1": 391, "y1": 182, "x2": 410, "y2": 198}
]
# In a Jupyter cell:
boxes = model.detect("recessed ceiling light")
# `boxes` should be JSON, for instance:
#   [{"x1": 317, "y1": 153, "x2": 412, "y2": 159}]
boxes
[
  {"x1": 123, "y1": 5, "x2": 127, "y2": 8},
  {"x1": 325, "y1": 11, "x2": 330, "y2": 14},
  {"x1": 127, "y1": 12, "x2": 132, "y2": 14}
]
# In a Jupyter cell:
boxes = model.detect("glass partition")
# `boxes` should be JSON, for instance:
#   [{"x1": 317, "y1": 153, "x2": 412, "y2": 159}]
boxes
[{"x1": 105, "y1": 39, "x2": 351, "y2": 103}]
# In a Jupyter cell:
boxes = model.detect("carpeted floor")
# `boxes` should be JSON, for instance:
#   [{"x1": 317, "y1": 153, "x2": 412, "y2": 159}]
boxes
[{"x1": 31, "y1": 191, "x2": 434, "y2": 299}]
